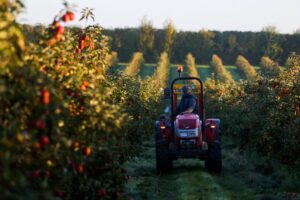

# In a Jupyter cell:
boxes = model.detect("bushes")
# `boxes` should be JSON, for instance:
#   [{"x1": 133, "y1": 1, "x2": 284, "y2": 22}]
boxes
[
  {"x1": 205, "y1": 59, "x2": 300, "y2": 170},
  {"x1": 236, "y1": 55, "x2": 258, "y2": 81},
  {"x1": 106, "y1": 51, "x2": 119, "y2": 67},
  {"x1": 0, "y1": 26, "x2": 125, "y2": 200},
  {"x1": 0, "y1": 3, "x2": 162, "y2": 199},
  {"x1": 124, "y1": 52, "x2": 144, "y2": 76},
  {"x1": 210, "y1": 54, "x2": 234, "y2": 83},
  {"x1": 0, "y1": 0, "x2": 25, "y2": 71},
  {"x1": 259, "y1": 56, "x2": 280, "y2": 76},
  {"x1": 153, "y1": 52, "x2": 170, "y2": 88}
]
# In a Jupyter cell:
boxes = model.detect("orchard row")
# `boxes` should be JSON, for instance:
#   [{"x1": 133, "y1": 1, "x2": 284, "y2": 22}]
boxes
[
  {"x1": 118, "y1": 50, "x2": 300, "y2": 170},
  {"x1": 0, "y1": 2, "x2": 165, "y2": 200}
]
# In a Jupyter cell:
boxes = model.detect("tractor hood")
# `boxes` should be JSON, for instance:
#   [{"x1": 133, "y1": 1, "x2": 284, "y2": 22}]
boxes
[{"x1": 175, "y1": 113, "x2": 199, "y2": 129}]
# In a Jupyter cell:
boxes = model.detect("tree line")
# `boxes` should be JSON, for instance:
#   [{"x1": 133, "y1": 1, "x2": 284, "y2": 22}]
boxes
[
  {"x1": 22, "y1": 21, "x2": 300, "y2": 66},
  {"x1": 102, "y1": 19, "x2": 300, "y2": 65}
]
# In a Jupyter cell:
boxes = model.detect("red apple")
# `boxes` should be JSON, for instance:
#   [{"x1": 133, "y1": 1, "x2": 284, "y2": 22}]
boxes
[
  {"x1": 39, "y1": 170, "x2": 50, "y2": 178},
  {"x1": 56, "y1": 26, "x2": 64, "y2": 35},
  {"x1": 39, "y1": 136, "x2": 49, "y2": 146},
  {"x1": 67, "y1": 12, "x2": 75, "y2": 21},
  {"x1": 53, "y1": 20, "x2": 60, "y2": 27},
  {"x1": 48, "y1": 38, "x2": 56, "y2": 46},
  {"x1": 62, "y1": 14, "x2": 70, "y2": 22},
  {"x1": 36, "y1": 120, "x2": 46, "y2": 129},
  {"x1": 30, "y1": 170, "x2": 39, "y2": 179},
  {"x1": 55, "y1": 33, "x2": 63, "y2": 40},
  {"x1": 74, "y1": 163, "x2": 84, "y2": 174},
  {"x1": 97, "y1": 188, "x2": 107, "y2": 197},
  {"x1": 115, "y1": 192, "x2": 121, "y2": 199},
  {"x1": 54, "y1": 190, "x2": 67, "y2": 199},
  {"x1": 41, "y1": 87, "x2": 50, "y2": 105},
  {"x1": 83, "y1": 147, "x2": 92, "y2": 156}
]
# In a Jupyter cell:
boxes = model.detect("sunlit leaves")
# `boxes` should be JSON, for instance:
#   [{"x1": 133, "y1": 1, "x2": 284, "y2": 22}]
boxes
[
  {"x1": 210, "y1": 54, "x2": 234, "y2": 83},
  {"x1": 186, "y1": 53, "x2": 199, "y2": 78}
]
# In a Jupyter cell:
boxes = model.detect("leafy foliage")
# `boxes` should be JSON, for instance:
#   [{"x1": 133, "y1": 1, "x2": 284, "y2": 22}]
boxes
[
  {"x1": 259, "y1": 56, "x2": 280, "y2": 77},
  {"x1": 210, "y1": 54, "x2": 234, "y2": 83},
  {"x1": 205, "y1": 56, "x2": 300, "y2": 170},
  {"x1": 79, "y1": 7, "x2": 95, "y2": 22},
  {"x1": 236, "y1": 55, "x2": 258, "y2": 81},
  {"x1": 163, "y1": 20, "x2": 176, "y2": 54},
  {"x1": 138, "y1": 16, "x2": 155, "y2": 60},
  {"x1": 153, "y1": 52, "x2": 170, "y2": 88},
  {"x1": 261, "y1": 26, "x2": 283, "y2": 61},
  {"x1": 0, "y1": 3, "x2": 162, "y2": 199},
  {"x1": 124, "y1": 52, "x2": 144, "y2": 76},
  {"x1": 0, "y1": 0, "x2": 25, "y2": 71},
  {"x1": 106, "y1": 51, "x2": 119, "y2": 67},
  {"x1": 185, "y1": 53, "x2": 199, "y2": 78}
]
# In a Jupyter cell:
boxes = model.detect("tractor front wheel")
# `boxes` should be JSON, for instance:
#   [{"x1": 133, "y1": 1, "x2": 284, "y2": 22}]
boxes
[{"x1": 205, "y1": 141, "x2": 222, "y2": 173}]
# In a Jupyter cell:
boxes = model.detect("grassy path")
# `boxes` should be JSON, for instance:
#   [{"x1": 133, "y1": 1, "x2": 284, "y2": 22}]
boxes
[
  {"x1": 124, "y1": 138, "x2": 300, "y2": 200},
  {"x1": 124, "y1": 140, "x2": 255, "y2": 200}
]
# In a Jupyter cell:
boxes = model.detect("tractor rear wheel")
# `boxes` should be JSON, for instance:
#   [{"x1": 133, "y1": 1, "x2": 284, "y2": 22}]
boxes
[
  {"x1": 155, "y1": 140, "x2": 173, "y2": 173},
  {"x1": 205, "y1": 141, "x2": 222, "y2": 173}
]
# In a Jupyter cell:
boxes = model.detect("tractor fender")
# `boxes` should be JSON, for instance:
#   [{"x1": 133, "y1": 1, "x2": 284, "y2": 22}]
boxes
[
  {"x1": 205, "y1": 118, "x2": 221, "y2": 143},
  {"x1": 155, "y1": 120, "x2": 172, "y2": 142}
]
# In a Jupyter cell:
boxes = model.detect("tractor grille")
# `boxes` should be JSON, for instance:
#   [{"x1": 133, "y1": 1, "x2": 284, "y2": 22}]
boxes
[{"x1": 180, "y1": 139, "x2": 196, "y2": 148}]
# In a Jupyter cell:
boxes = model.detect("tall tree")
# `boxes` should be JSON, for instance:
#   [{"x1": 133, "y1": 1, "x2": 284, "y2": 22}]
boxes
[
  {"x1": 138, "y1": 16, "x2": 155, "y2": 57},
  {"x1": 124, "y1": 52, "x2": 144, "y2": 76},
  {"x1": 198, "y1": 29, "x2": 215, "y2": 63},
  {"x1": 236, "y1": 55, "x2": 257, "y2": 81},
  {"x1": 259, "y1": 56, "x2": 279, "y2": 76},
  {"x1": 210, "y1": 54, "x2": 234, "y2": 83},
  {"x1": 163, "y1": 19, "x2": 176, "y2": 55},
  {"x1": 261, "y1": 26, "x2": 283, "y2": 61},
  {"x1": 185, "y1": 53, "x2": 199, "y2": 78},
  {"x1": 153, "y1": 52, "x2": 170, "y2": 87}
]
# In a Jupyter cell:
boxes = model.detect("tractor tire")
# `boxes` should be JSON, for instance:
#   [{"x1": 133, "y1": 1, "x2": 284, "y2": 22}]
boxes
[
  {"x1": 155, "y1": 140, "x2": 173, "y2": 173},
  {"x1": 154, "y1": 121, "x2": 172, "y2": 173},
  {"x1": 205, "y1": 141, "x2": 222, "y2": 173}
]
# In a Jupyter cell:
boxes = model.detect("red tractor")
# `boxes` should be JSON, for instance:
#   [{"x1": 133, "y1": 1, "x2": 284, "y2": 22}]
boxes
[{"x1": 155, "y1": 75, "x2": 222, "y2": 173}]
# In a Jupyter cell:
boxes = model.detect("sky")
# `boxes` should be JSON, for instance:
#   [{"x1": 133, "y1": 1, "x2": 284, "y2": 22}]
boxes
[{"x1": 19, "y1": 0, "x2": 300, "y2": 33}]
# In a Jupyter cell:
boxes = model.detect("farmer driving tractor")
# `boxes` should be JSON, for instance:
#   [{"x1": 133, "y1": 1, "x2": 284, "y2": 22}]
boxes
[
  {"x1": 174, "y1": 85, "x2": 198, "y2": 116},
  {"x1": 155, "y1": 68, "x2": 222, "y2": 173}
]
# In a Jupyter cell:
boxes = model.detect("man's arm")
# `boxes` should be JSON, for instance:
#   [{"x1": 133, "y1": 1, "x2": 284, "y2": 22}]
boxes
[{"x1": 182, "y1": 107, "x2": 194, "y2": 113}]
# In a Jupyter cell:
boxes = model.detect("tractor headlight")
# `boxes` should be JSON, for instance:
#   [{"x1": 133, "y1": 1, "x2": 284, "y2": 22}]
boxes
[
  {"x1": 178, "y1": 129, "x2": 198, "y2": 138},
  {"x1": 210, "y1": 124, "x2": 216, "y2": 129}
]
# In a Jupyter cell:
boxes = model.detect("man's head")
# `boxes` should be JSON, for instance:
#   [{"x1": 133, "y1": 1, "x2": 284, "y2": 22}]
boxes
[{"x1": 182, "y1": 85, "x2": 192, "y2": 95}]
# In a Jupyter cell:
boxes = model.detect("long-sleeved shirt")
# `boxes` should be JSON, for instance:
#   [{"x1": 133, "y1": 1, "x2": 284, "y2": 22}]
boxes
[{"x1": 174, "y1": 94, "x2": 197, "y2": 116}]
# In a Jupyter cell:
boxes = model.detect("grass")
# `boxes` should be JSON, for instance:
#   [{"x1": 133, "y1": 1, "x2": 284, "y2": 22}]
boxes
[
  {"x1": 140, "y1": 63, "x2": 156, "y2": 79},
  {"x1": 124, "y1": 137, "x2": 300, "y2": 200},
  {"x1": 124, "y1": 140, "x2": 255, "y2": 200},
  {"x1": 196, "y1": 65, "x2": 214, "y2": 81},
  {"x1": 225, "y1": 66, "x2": 243, "y2": 81}
]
